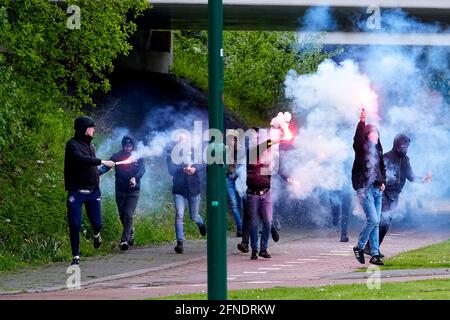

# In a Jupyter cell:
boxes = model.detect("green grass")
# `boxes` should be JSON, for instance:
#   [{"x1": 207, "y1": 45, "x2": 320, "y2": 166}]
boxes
[
  {"x1": 381, "y1": 239, "x2": 450, "y2": 270},
  {"x1": 158, "y1": 279, "x2": 450, "y2": 300}
]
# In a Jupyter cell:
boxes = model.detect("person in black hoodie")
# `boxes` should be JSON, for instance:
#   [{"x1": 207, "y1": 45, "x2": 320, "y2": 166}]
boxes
[
  {"x1": 64, "y1": 116, "x2": 115, "y2": 266},
  {"x1": 99, "y1": 135, "x2": 146, "y2": 251},
  {"x1": 166, "y1": 133, "x2": 207, "y2": 254},
  {"x1": 351, "y1": 108, "x2": 386, "y2": 266},
  {"x1": 364, "y1": 133, "x2": 431, "y2": 255}
]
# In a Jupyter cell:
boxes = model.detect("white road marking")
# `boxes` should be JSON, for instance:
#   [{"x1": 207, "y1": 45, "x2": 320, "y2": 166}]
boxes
[
  {"x1": 297, "y1": 258, "x2": 317, "y2": 261},
  {"x1": 285, "y1": 261, "x2": 306, "y2": 264},
  {"x1": 245, "y1": 281, "x2": 284, "y2": 284},
  {"x1": 258, "y1": 267, "x2": 281, "y2": 271},
  {"x1": 243, "y1": 271, "x2": 267, "y2": 274},
  {"x1": 186, "y1": 284, "x2": 207, "y2": 287},
  {"x1": 272, "y1": 264, "x2": 294, "y2": 267}
]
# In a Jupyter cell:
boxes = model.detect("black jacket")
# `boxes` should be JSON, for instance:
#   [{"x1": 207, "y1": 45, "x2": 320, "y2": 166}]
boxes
[
  {"x1": 64, "y1": 132, "x2": 101, "y2": 192},
  {"x1": 384, "y1": 135, "x2": 417, "y2": 199},
  {"x1": 246, "y1": 139, "x2": 275, "y2": 191},
  {"x1": 351, "y1": 121, "x2": 386, "y2": 191},
  {"x1": 166, "y1": 147, "x2": 204, "y2": 197},
  {"x1": 99, "y1": 136, "x2": 146, "y2": 193}
]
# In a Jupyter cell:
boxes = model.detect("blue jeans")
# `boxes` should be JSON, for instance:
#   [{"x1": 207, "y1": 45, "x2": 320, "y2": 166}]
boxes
[
  {"x1": 67, "y1": 189, "x2": 103, "y2": 257},
  {"x1": 356, "y1": 186, "x2": 382, "y2": 256},
  {"x1": 226, "y1": 177, "x2": 243, "y2": 231},
  {"x1": 247, "y1": 191, "x2": 273, "y2": 252},
  {"x1": 174, "y1": 194, "x2": 204, "y2": 242}
]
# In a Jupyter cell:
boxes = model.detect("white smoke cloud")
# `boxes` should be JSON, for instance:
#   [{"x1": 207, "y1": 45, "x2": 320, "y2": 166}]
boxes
[{"x1": 282, "y1": 8, "x2": 449, "y2": 223}]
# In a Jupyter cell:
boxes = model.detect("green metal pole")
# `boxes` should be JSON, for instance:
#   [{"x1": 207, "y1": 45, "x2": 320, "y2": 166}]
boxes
[{"x1": 207, "y1": 0, "x2": 227, "y2": 300}]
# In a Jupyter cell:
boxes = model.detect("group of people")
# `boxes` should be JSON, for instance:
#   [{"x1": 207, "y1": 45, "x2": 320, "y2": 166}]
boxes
[
  {"x1": 64, "y1": 112, "x2": 430, "y2": 266},
  {"x1": 64, "y1": 116, "x2": 209, "y2": 266},
  {"x1": 351, "y1": 109, "x2": 431, "y2": 265}
]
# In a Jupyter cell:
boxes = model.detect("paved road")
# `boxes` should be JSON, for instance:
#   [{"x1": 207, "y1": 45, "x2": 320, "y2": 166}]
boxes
[{"x1": 1, "y1": 219, "x2": 449, "y2": 299}]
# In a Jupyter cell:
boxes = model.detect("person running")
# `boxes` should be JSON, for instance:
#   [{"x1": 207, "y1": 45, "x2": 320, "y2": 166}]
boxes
[
  {"x1": 64, "y1": 116, "x2": 115, "y2": 266},
  {"x1": 364, "y1": 133, "x2": 431, "y2": 256},
  {"x1": 99, "y1": 135, "x2": 146, "y2": 251},
  {"x1": 351, "y1": 108, "x2": 386, "y2": 266}
]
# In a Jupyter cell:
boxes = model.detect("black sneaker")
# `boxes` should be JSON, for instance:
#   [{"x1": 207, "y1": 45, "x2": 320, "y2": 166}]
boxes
[
  {"x1": 369, "y1": 255, "x2": 384, "y2": 266},
  {"x1": 379, "y1": 251, "x2": 385, "y2": 259},
  {"x1": 237, "y1": 242, "x2": 249, "y2": 253},
  {"x1": 174, "y1": 241, "x2": 184, "y2": 254},
  {"x1": 271, "y1": 226, "x2": 280, "y2": 242},
  {"x1": 93, "y1": 233, "x2": 102, "y2": 249},
  {"x1": 353, "y1": 246, "x2": 365, "y2": 264},
  {"x1": 251, "y1": 250, "x2": 258, "y2": 260},
  {"x1": 120, "y1": 241, "x2": 129, "y2": 251},
  {"x1": 236, "y1": 229, "x2": 243, "y2": 237},
  {"x1": 340, "y1": 236, "x2": 349, "y2": 242},
  {"x1": 128, "y1": 234, "x2": 135, "y2": 247},
  {"x1": 71, "y1": 256, "x2": 80, "y2": 266},
  {"x1": 259, "y1": 250, "x2": 271, "y2": 259},
  {"x1": 198, "y1": 224, "x2": 207, "y2": 237}
]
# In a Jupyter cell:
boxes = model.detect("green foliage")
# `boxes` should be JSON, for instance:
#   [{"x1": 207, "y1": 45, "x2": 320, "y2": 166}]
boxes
[
  {"x1": 1, "y1": 0, "x2": 150, "y2": 107},
  {"x1": 172, "y1": 31, "x2": 340, "y2": 126},
  {"x1": 0, "y1": 0, "x2": 152, "y2": 271}
]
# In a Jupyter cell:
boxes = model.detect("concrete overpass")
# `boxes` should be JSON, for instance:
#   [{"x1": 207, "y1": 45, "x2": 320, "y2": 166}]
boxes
[
  {"x1": 145, "y1": 0, "x2": 450, "y2": 32},
  {"x1": 121, "y1": 0, "x2": 450, "y2": 73}
]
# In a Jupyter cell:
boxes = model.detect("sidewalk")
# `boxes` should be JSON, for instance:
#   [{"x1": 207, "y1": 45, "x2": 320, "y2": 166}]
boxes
[{"x1": 0, "y1": 231, "x2": 304, "y2": 294}]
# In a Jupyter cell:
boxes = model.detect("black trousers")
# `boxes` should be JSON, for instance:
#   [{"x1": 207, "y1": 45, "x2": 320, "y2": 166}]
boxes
[
  {"x1": 67, "y1": 189, "x2": 103, "y2": 257},
  {"x1": 330, "y1": 189, "x2": 352, "y2": 239},
  {"x1": 116, "y1": 190, "x2": 140, "y2": 243}
]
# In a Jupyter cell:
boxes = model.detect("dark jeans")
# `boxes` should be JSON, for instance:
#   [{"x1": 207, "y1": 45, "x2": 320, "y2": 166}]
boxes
[
  {"x1": 241, "y1": 196, "x2": 250, "y2": 244},
  {"x1": 330, "y1": 190, "x2": 352, "y2": 239},
  {"x1": 116, "y1": 190, "x2": 140, "y2": 243},
  {"x1": 67, "y1": 189, "x2": 103, "y2": 257},
  {"x1": 226, "y1": 176, "x2": 243, "y2": 231},
  {"x1": 247, "y1": 191, "x2": 273, "y2": 252}
]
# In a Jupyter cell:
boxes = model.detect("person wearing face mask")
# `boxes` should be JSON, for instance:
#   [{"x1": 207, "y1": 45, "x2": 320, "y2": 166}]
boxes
[
  {"x1": 99, "y1": 135, "x2": 146, "y2": 251},
  {"x1": 364, "y1": 133, "x2": 432, "y2": 256},
  {"x1": 351, "y1": 108, "x2": 386, "y2": 266},
  {"x1": 64, "y1": 116, "x2": 116, "y2": 265}
]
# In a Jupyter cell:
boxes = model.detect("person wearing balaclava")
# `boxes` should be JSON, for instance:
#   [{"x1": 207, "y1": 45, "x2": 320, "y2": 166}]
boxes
[
  {"x1": 351, "y1": 108, "x2": 386, "y2": 266},
  {"x1": 364, "y1": 133, "x2": 431, "y2": 256},
  {"x1": 99, "y1": 135, "x2": 146, "y2": 251},
  {"x1": 64, "y1": 116, "x2": 115, "y2": 266}
]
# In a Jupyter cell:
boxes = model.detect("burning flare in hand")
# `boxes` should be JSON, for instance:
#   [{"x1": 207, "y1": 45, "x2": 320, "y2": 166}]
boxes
[
  {"x1": 115, "y1": 157, "x2": 137, "y2": 166},
  {"x1": 271, "y1": 112, "x2": 294, "y2": 142}
]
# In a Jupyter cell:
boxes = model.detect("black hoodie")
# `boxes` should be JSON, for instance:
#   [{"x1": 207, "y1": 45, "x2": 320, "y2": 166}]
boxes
[
  {"x1": 351, "y1": 120, "x2": 386, "y2": 191},
  {"x1": 64, "y1": 116, "x2": 102, "y2": 192},
  {"x1": 383, "y1": 134, "x2": 417, "y2": 199},
  {"x1": 99, "y1": 135, "x2": 146, "y2": 193}
]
